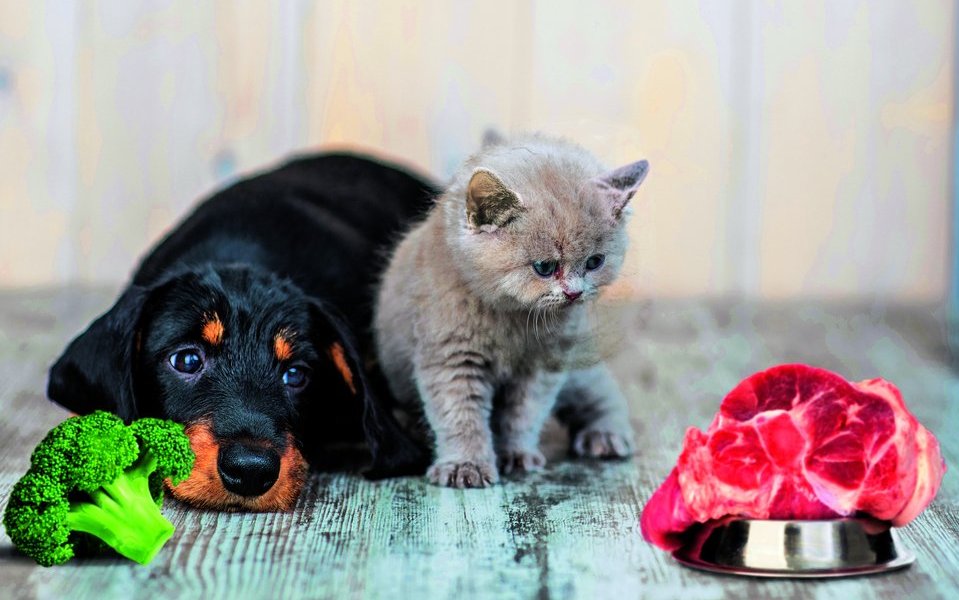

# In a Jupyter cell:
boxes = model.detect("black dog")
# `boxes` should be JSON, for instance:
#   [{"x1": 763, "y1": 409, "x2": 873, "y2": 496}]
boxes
[{"x1": 48, "y1": 153, "x2": 435, "y2": 510}]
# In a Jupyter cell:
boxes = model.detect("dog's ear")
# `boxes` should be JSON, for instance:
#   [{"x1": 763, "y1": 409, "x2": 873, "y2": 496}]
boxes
[
  {"x1": 47, "y1": 285, "x2": 152, "y2": 421},
  {"x1": 307, "y1": 300, "x2": 428, "y2": 478},
  {"x1": 360, "y1": 378, "x2": 430, "y2": 479}
]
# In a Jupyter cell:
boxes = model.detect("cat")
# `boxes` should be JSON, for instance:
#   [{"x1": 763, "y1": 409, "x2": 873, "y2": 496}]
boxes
[{"x1": 373, "y1": 133, "x2": 648, "y2": 488}]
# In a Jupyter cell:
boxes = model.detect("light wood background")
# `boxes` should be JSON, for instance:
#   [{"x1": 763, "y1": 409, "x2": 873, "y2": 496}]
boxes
[{"x1": 0, "y1": 1, "x2": 954, "y2": 301}]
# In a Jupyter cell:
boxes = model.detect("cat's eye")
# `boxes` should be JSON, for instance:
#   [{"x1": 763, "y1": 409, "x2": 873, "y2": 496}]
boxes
[
  {"x1": 283, "y1": 366, "x2": 310, "y2": 389},
  {"x1": 169, "y1": 349, "x2": 204, "y2": 375},
  {"x1": 532, "y1": 260, "x2": 558, "y2": 277},
  {"x1": 585, "y1": 254, "x2": 605, "y2": 271}
]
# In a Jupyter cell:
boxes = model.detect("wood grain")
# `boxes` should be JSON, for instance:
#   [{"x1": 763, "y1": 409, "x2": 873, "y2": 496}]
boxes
[
  {"x1": 0, "y1": 1, "x2": 954, "y2": 302},
  {"x1": 0, "y1": 289, "x2": 956, "y2": 599}
]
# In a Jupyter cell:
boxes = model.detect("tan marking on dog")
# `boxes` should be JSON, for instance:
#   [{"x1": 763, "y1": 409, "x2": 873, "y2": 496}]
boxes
[
  {"x1": 328, "y1": 342, "x2": 356, "y2": 394},
  {"x1": 201, "y1": 314, "x2": 225, "y2": 346},
  {"x1": 274, "y1": 330, "x2": 294, "y2": 362},
  {"x1": 167, "y1": 421, "x2": 307, "y2": 512}
]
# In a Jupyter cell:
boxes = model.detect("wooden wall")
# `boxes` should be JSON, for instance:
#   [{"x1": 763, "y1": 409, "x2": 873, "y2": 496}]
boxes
[{"x1": 0, "y1": 1, "x2": 954, "y2": 301}]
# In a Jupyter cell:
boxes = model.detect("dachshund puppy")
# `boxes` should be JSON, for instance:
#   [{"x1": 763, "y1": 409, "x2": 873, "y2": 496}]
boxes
[{"x1": 47, "y1": 153, "x2": 435, "y2": 510}]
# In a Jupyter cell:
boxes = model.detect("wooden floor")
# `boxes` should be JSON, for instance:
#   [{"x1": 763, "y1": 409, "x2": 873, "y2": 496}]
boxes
[{"x1": 0, "y1": 288, "x2": 956, "y2": 600}]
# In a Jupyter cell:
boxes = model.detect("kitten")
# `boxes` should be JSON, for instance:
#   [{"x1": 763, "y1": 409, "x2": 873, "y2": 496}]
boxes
[{"x1": 373, "y1": 133, "x2": 648, "y2": 488}]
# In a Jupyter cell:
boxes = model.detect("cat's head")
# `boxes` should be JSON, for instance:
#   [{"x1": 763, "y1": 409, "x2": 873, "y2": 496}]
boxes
[{"x1": 444, "y1": 136, "x2": 648, "y2": 311}]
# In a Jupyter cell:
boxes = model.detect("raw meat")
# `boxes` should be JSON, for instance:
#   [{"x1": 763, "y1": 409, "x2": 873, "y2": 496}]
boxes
[{"x1": 640, "y1": 364, "x2": 946, "y2": 552}]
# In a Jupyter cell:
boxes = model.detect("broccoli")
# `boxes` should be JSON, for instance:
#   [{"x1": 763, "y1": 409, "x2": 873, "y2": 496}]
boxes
[{"x1": 3, "y1": 411, "x2": 195, "y2": 566}]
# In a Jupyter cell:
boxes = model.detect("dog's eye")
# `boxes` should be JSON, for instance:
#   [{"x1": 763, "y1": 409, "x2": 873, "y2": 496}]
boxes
[
  {"x1": 169, "y1": 350, "x2": 203, "y2": 375},
  {"x1": 283, "y1": 366, "x2": 310, "y2": 389},
  {"x1": 585, "y1": 254, "x2": 605, "y2": 271},
  {"x1": 532, "y1": 260, "x2": 558, "y2": 277}
]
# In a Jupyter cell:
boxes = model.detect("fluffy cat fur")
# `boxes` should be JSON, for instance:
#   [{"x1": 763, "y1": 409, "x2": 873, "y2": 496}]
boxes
[{"x1": 374, "y1": 133, "x2": 648, "y2": 488}]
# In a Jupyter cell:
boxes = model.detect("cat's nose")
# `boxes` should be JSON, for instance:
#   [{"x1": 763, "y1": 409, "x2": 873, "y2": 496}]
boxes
[{"x1": 563, "y1": 290, "x2": 583, "y2": 302}]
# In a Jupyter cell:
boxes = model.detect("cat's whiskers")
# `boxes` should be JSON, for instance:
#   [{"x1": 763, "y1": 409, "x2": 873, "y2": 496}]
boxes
[
  {"x1": 532, "y1": 302, "x2": 544, "y2": 337},
  {"x1": 544, "y1": 304, "x2": 556, "y2": 335},
  {"x1": 537, "y1": 305, "x2": 551, "y2": 341},
  {"x1": 533, "y1": 297, "x2": 566, "y2": 337},
  {"x1": 525, "y1": 304, "x2": 535, "y2": 342}
]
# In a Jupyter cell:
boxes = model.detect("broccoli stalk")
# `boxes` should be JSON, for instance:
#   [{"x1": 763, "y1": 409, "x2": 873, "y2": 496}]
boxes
[
  {"x1": 3, "y1": 411, "x2": 195, "y2": 566},
  {"x1": 64, "y1": 450, "x2": 175, "y2": 565}
]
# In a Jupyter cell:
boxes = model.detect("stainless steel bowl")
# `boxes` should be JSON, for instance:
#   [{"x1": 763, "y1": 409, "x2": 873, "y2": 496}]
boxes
[{"x1": 672, "y1": 517, "x2": 915, "y2": 578}]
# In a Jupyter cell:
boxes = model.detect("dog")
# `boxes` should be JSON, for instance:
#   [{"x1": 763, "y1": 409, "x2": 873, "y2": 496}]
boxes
[{"x1": 47, "y1": 152, "x2": 435, "y2": 510}]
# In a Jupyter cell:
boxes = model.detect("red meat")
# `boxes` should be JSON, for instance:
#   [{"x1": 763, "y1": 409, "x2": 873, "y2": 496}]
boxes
[{"x1": 640, "y1": 364, "x2": 946, "y2": 551}]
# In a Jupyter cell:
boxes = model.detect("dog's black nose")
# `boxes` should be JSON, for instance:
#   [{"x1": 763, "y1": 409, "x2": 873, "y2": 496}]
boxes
[{"x1": 217, "y1": 443, "x2": 281, "y2": 497}]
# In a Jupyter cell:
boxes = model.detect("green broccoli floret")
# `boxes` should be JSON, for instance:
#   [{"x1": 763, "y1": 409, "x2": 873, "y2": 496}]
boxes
[{"x1": 3, "y1": 411, "x2": 195, "y2": 566}]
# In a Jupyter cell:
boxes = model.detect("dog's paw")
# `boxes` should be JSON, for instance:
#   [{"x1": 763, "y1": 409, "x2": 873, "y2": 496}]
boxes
[
  {"x1": 498, "y1": 448, "x2": 546, "y2": 475},
  {"x1": 427, "y1": 460, "x2": 499, "y2": 488},
  {"x1": 572, "y1": 428, "x2": 634, "y2": 459}
]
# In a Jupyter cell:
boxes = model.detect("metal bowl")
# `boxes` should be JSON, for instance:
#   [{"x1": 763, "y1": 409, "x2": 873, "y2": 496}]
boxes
[{"x1": 672, "y1": 517, "x2": 915, "y2": 578}]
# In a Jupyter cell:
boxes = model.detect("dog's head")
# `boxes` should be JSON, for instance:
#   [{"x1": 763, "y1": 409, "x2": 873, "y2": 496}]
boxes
[{"x1": 48, "y1": 264, "x2": 424, "y2": 511}]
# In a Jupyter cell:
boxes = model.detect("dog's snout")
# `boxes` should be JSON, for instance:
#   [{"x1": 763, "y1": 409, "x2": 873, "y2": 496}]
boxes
[{"x1": 217, "y1": 443, "x2": 281, "y2": 497}]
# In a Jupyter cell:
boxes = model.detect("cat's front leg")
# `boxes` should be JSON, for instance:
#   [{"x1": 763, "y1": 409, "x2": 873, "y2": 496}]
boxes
[
  {"x1": 495, "y1": 370, "x2": 567, "y2": 475},
  {"x1": 555, "y1": 364, "x2": 634, "y2": 459},
  {"x1": 416, "y1": 353, "x2": 499, "y2": 488}
]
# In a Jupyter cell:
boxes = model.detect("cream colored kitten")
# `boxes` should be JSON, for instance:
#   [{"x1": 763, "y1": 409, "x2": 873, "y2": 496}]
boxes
[{"x1": 374, "y1": 133, "x2": 648, "y2": 488}]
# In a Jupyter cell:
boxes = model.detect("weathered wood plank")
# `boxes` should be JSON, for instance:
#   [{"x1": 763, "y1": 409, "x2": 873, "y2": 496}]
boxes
[
  {"x1": 2, "y1": 1, "x2": 955, "y2": 302},
  {"x1": 0, "y1": 289, "x2": 956, "y2": 599}
]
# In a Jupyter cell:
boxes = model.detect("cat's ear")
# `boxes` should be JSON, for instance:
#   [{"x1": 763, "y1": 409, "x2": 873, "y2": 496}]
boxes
[
  {"x1": 481, "y1": 128, "x2": 506, "y2": 149},
  {"x1": 466, "y1": 168, "x2": 524, "y2": 231},
  {"x1": 592, "y1": 159, "x2": 649, "y2": 219}
]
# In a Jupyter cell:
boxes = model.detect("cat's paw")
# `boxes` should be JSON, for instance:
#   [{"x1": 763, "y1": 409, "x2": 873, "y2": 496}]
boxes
[
  {"x1": 572, "y1": 428, "x2": 634, "y2": 459},
  {"x1": 427, "y1": 460, "x2": 499, "y2": 488},
  {"x1": 498, "y1": 448, "x2": 546, "y2": 475}
]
